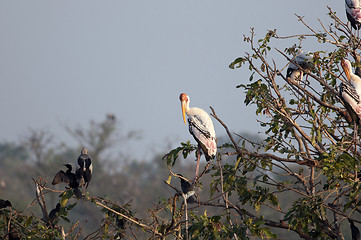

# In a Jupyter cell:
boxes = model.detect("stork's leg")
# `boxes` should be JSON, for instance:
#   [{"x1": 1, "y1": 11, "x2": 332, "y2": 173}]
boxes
[
  {"x1": 194, "y1": 144, "x2": 201, "y2": 183},
  {"x1": 354, "y1": 123, "x2": 358, "y2": 145},
  {"x1": 354, "y1": 123, "x2": 359, "y2": 182},
  {"x1": 297, "y1": 73, "x2": 306, "y2": 111}
]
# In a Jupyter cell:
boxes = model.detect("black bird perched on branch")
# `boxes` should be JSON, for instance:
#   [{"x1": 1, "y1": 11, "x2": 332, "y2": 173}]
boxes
[
  {"x1": 76, "y1": 148, "x2": 93, "y2": 193},
  {"x1": 346, "y1": 0, "x2": 361, "y2": 30},
  {"x1": 178, "y1": 174, "x2": 195, "y2": 204},
  {"x1": 286, "y1": 51, "x2": 314, "y2": 84},
  {"x1": 0, "y1": 199, "x2": 12, "y2": 209},
  {"x1": 48, "y1": 203, "x2": 61, "y2": 226},
  {"x1": 349, "y1": 219, "x2": 361, "y2": 240},
  {"x1": 52, "y1": 164, "x2": 82, "y2": 198}
]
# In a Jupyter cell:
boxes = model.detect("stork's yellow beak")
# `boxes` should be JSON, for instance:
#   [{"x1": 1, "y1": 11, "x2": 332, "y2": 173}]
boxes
[
  {"x1": 341, "y1": 59, "x2": 351, "y2": 82},
  {"x1": 181, "y1": 101, "x2": 187, "y2": 124}
]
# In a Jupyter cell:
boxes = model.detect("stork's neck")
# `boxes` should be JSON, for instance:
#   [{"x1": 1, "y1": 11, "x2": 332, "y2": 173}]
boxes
[
  {"x1": 350, "y1": 74, "x2": 361, "y2": 96},
  {"x1": 186, "y1": 105, "x2": 204, "y2": 117},
  {"x1": 351, "y1": 72, "x2": 361, "y2": 86}
]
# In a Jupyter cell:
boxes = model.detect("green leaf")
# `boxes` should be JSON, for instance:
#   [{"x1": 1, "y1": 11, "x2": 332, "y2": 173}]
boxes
[
  {"x1": 25, "y1": 216, "x2": 33, "y2": 228},
  {"x1": 229, "y1": 57, "x2": 246, "y2": 69},
  {"x1": 165, "y1": 174, "x2": 172, "y2": 184},
  {"x1": 234, "y1": 156, "x2": 242, "y2": 170}
]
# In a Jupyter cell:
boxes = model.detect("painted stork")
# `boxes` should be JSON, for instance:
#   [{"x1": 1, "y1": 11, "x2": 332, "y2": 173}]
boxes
[
  {"x1": 286, "y1": 51, "x2": 313, "y2": 84},
  {"x1": 76, "y1": 148, "x2": 93, "y2": 193},
  {"x1": 340, "y1": 59, "x2": 361, "y2": 140},
  {"x1": 179, "y1": 93, "x2": 217, "y2": 181},
  {"x1": 346, "y1": 0, "x2": 361, "y2": 30},
  {"x1": 52, "y1": 164, "x2": 82, "y2": 198}
]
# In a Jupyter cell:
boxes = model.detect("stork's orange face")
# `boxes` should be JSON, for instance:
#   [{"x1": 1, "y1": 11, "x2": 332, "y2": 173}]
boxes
[
  {"x1": 341, "y1": 59, "x2": 351, "y2": 82},
  {"x1": 179, "y1": 93, "x2": 189, "y2": 124}
]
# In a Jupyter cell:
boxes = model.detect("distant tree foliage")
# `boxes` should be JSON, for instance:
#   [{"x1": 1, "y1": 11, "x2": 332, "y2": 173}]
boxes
[{"x1": 1, "y1": 6, "x2": 361, "y2": 240}]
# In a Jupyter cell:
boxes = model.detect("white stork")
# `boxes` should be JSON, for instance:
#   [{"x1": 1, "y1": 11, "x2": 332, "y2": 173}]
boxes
[
  {"x1": 340, "y1": 59, "x2": 361, "y2": 139},
  {"x1": 346, "y1": 0, "x2": 361, "y2": 30},
  {"x1": 286, "y1": 51, "x2": 313, "y2": 84},
  {"x1": 179, "y1": 93, "x2": 217, "y2": 181}
]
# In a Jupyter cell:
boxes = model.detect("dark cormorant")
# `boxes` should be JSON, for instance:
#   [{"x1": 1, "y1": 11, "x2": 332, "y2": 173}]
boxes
[
  {"x1": 77, "y1": 148, "x2": 93, "y2": 192},
  {"x1": 0, "y1": 199, "x2": 12, "y2": 209},
  {"x1": 178, "y1": 174, "x2": 195, "y2": 204},
  {"x1": 48, "y1": 203, "x2": 61, "y2": 226},
  {"x1": 52, "y1": 164, "x2": 82, "y2": 198}
]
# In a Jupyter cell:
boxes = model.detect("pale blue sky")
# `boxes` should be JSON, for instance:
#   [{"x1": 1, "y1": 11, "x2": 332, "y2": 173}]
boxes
[{"x1": 0, "y1": 1, "x2": 344, "y2": 160}]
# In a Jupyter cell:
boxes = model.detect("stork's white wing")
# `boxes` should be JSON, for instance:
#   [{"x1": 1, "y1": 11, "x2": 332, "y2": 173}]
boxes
[
  {"x1": 340, "y1": 82, "x2": 361, "y2": 116},
  {"x1": 340, "y1": 82, "x2": 360, "y2": 104},
  {"x1": 188, "y1": 115, "x2": 217, "y2": 158},
  {"x1": 188, "y1": 115, "x2": 212, "y2": 139}
]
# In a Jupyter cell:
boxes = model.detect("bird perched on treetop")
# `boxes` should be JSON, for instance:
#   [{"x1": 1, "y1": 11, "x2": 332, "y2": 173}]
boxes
[
  {"x1": 76, "y1": 148, "x2": 93, "y2": 193},
  {"x1": 52, "y1": 164, "x2": 82, "y2": 198},
  {"x1": 286, "y1": 51, "x2": 314, "y2": 84},
  {"x1": 340, "y1": 59, "x2": 361, "y2": 140},
  {"x1": 346, "y1": 0, "x2": 361, "y2": 30},
  {"x1": 179, "y1": 93, "x2": 217, "y2": 182}
]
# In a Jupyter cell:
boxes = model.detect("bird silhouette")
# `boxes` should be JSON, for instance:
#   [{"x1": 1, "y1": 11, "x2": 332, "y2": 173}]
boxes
[
  {"x1": 0, "y1": 199, "x2": 12, "y2": 209},
  {"x1": 178, "y1": 174, "x2": 195, "y2": 204},
  {"x1": 76, "y1": 148, "x2": 93, "y2": 193},
  {"x1": 52, "y1": 164, "x2": 82, "y2": 198},
  {"x1": 48, "y1": 203, "x2": 61, "y2": 227}
]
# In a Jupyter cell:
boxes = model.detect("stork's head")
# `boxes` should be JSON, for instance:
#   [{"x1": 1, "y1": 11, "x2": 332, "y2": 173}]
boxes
[
  {"x1": 341, "y1": 59, "x2": 352, "y2": 82},
  {"x1": 179, "y1": 93, "x2": 189, "y2": 124}
]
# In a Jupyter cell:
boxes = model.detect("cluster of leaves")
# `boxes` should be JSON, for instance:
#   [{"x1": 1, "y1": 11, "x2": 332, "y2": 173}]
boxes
[{"x1": 0, "y1": 204, "x2": 66, "y2": 239}]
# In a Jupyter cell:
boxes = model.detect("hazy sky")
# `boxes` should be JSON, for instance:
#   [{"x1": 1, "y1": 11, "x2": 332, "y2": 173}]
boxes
[{"x1": 0, "y1": 1, "x2": 344, "y2": 160}]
